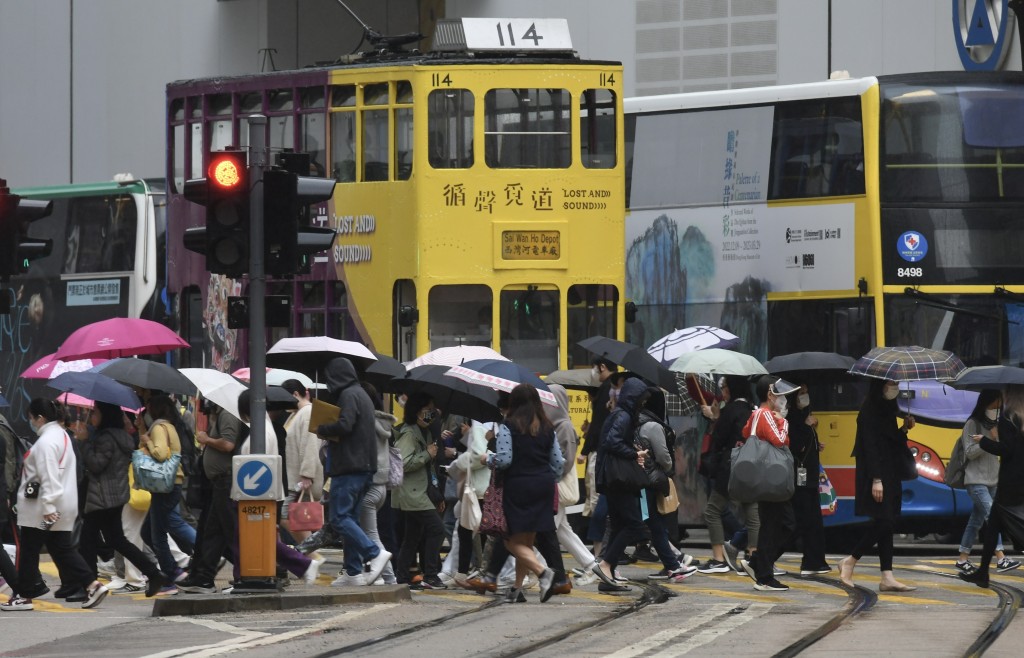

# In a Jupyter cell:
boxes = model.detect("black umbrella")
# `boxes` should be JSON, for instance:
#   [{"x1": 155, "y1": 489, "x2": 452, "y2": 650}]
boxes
[
  {"x1": 382, "y1": 365, "x2": 502, "y2": 422},
  {"x1": 89, "y1": 358, "x2": 198, "y2": 397},
  {"x1": 577, "y1": 335, "x2": 679, "y2": 393},
  {"x1": 763, "y1": 352, "x2": 857, "y2": 380},
  {"x1": 361, "y1": 352, "x2": 407, "y2": 389},
  {"x1": 267, "y1": 385, "x2": 300, "y2": 411},
  {"x1": 948, "y1": 365, "x2": 1024, "y2": 391}
]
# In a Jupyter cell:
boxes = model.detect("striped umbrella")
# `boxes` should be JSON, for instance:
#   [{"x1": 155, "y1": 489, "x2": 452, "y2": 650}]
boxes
[
  {"x1": 848, "y1": 346, "x2": 966, "y2": 382},
  {"x1": 445, "y1": 359, "x2": 558, "y2": 406},
  {"x1": 647, "y1": 326, "x2": 740, "y2": 366}
]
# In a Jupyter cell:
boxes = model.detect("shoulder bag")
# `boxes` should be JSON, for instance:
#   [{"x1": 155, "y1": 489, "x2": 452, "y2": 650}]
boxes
[
  {"x1": 288, "y1": 488, "x2": 324, "y2": 533},
  {"x1": 728, "y1": 409, "x2": 795, "y2": 503},
  {"x1": 601, "y1": 451, "x2": 651, "y2": 493},
  {"x1": 944, "y1": 432, "x2": 968, "y2": 490},
  {"x1": 557, "y1": 466, "x2": 580, "y2": 507},
  {"x1": 131, "y1": 450, "x2": 181, "y2": 495}
]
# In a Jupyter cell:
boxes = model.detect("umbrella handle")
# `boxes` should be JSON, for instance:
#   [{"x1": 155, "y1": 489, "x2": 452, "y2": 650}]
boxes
[{"x1": 690, "y1": 374, "x2": 707, "y2": 406}]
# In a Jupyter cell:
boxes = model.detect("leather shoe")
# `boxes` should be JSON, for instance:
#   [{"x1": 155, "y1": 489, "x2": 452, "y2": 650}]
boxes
[
  {"x1": 598, "y1": 582, "x2": 631, "y2": 593},
  {"x1": 64, "y1": 588, "x2": 88, "y2": 602},
  {"x1": 959, "y1": 570, "x2": 990, "y2": 589}
]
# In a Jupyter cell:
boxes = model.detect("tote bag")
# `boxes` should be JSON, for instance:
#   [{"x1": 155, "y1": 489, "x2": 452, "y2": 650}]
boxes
[
  {"x1": 459, "y1": 487, "x2": 482, "y2": 531},
  {"x1": 131, "y1": 450, "x2": 181, "y2": 495},
  {"x1": 557, "y1": 466, "x2": 580, "y2": 507},
  {"x1": 728, "y1": 410, "x2": 795, "y2": 503},
  {"x1": 479, "y1": 468, "x2": 507, "y2": 537},
  {"x1": 288, "y1": 489, "x2": 325, "y2": 533},
  {"x1": 818, "y1": 464, "x2": 838, "y2": 516}
]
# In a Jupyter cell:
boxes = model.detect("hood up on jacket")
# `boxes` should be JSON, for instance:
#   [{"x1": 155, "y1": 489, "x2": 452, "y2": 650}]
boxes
[
  {"x1": 325, "y1": 357, "x2": 359, "y2": 399},
  {"x1": 615, "y1": 377, "x2": 648, "y2": 416},
  {"x1": 546, "y1": 384, "x2": 571, "y2": 426}
]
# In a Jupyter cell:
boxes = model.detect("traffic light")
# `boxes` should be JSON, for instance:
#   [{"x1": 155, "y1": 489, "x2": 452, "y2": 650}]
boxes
[
  {"x1": 263, "y1": 153, "x2": 336, "y2": 277},
  {"x1": 293, "y1": 175, "x2": 337, "y2": 274},
  {"x1": 182, "y1": 150, "x2": 250, "y2": 276},
  {"x1": 0, "y1": 178, "x2": 54, "y2": 278}
]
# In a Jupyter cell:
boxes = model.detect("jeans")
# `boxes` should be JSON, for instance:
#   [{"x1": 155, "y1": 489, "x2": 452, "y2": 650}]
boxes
[
  {"x1": 960, "y1": 484, "x2": 1004, "y2": 554},
  {"x1": 149, "y1": 485, "x2": 196, "y2": 577},
  {"x1": 329, "y1": 472, "x2": 380, "y2": 575},
  {"x1": 643, "y1": 490, "x2": 680, "y2": 571}
]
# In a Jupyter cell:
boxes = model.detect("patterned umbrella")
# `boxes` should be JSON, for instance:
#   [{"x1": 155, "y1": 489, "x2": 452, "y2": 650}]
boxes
[
  {"x1": 445, "y1": 359, "x2": 558, "y2": 406},
  {"x1": 647, "y1": 326, "x2": 740, "y2": 366},
  {"x1": 404, "y1": 345, "x2": 508, "y2": 369},
  {"x1": 20, "y1": 352, "x2": 107, "y2": 380},
  {"x1": 848, "y1": 346, "x2": 966, "y2": 382}
]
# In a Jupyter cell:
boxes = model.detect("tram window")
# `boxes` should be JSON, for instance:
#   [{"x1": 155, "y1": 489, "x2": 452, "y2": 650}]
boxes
[
  {"x1": 331, "y1": 85, "x2": 356, "y2": 107},
  {"x1": 300, "y1": 86, "x2": 326, "y2": 109},
  {"x1": 209, "y1": 119, "x2": 232, "y2": 152},
  {"x1": 395, "y1": 108, "x2": 413, "y2": 180},
  {"x1": 63, "y1": 195, "x2": 138, "y2": 274},
  {"x1": 500, "y1": 286, "x2": 559, "y2": 374},
  {"x1": 189, "y1": 123, "x2": 204, "y2": 179},
  {"x1": 171, "y1": 99, "x2": 185, "y2": 122},
  {"x1": 269, "y1": 89, "x2": 294, "y2": 112},
  {"x1": 240, "y1": 92, "x2": 263, "y2": 114},
  {"x1": 270, "y1": 115, "x2": 294, "y2": 153},
  {"x1": 208, "y1": 94, "x2": 232, "y2": 116},
  {"x1": 189, "y1": 97, "x2": 202, "y2": 120},
  {"x1": 364, "y1": 84, "x2": 389, "y2": 106},
  {"x1": 331, "y1": 111, "x2": 356, "y2": 182},
  {"x1": 363, "y1": 109, "x2": 389, "y2": 182},
  {"x1": 302, "y1": 113, "x2": 327, "y2": 177},
  {"x1": 172, "y1": 124, "x2": 185, "y2": 193},
  {"x1": 567, "y1": 284, "x2": 618, "y2": 369},
  {"x1": 396, "y1": 81, "x2": 413, "y2": 104},
  {"x1": 485, "y1": 89, "x2": 571, "y2": 169},
  {"x1": 428, "y1": 285, "x2": 493, "y2": 350},
  {"x1": 580, "y1": 89, "x2": 617, "y2": 169},
  {"x1": 428, "y1": 89, "x2": 474, "y2": 169},
  {"x1": 769, "y1": 96, "x2": 864, "y2": 199}
]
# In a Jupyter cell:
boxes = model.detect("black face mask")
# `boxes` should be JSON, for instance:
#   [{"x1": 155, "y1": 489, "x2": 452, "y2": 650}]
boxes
[{"x1": 421, "y1": 409, "x2": 439, "y2": 424}]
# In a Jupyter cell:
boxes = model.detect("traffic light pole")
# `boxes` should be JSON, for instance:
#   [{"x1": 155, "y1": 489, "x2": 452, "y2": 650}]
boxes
[{"x1": 247, "y1": 114, "x2": 268, "y2": 456}]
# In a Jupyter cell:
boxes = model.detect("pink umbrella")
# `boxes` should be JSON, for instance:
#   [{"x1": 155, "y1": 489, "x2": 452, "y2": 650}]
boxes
[
  {"x1": 21, "y1": 352, "x2": 108, "y2": 379},
  {"x1": 56, "y1": 391, "x2": 142, "y2": 414},
  {"x1": 53, "y1": 318, "x2": 189, "y2": 361}
]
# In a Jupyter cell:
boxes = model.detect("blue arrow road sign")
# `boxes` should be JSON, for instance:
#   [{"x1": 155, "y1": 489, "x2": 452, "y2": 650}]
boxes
[{"x1": 237, "y1": 460, "x2": 272, "y2": 497}]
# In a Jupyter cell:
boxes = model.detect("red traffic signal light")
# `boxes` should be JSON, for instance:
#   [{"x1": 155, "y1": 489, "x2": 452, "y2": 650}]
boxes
[
  {"x1": 182, "y1": 150, "x2": 250, "y2": 276},
  {"x1": 209, "y1": 153, "x2": 245, "y2": 190}
]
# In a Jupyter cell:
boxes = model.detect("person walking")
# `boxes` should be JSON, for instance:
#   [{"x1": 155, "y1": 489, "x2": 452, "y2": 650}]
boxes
[
  {"x1": 787, "y1": 384, "x2": 831, "y2": 576},
  {"x1": 961, "y1": 385, "x2": 1024, "y2": 588},
  {"x1": 483, "y1": 384, "x2": 564, "y2": 603},
  {"x1": 393, "y1": 393, "x2": 447, "y2": 590},
  {"x1": 1, "y1": 398, "x2": 108, "y2": 611},
  {"x1": 280, "y1": 380, "x2": 325, "y2": 544},
  {"x1": 955, "y1": 389, "x2": 1020, "y2": 575},
  {"x1": 315, "y1": 357, "x2": 392, "y2": 587},
  {"x1": 78, "y1": 401, "x2": 167, "y2": 597},
  {"x1": 838, "y1": 379, "x2": 917, "y2": 592}
]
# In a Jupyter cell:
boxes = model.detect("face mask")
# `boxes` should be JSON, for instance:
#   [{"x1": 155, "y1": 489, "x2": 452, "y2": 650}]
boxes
[
  {"x1": 797, "y1": 394, "x2": 810, "y2": 409},
  {"x1": 143, "y1": 412, "x2": 154, "y2": 428},
  {"x1": 774, "y1": 395, "x2": 788, "y2": 416},
  {"x1": 421, "y1": 409, "x2": 438, "y2": 423},
  {"x1": 31, "y1": 417, "x2": 45, "y2": 436},
  {"x1": 883, "y1": 385, "x2": 899, "y2": 401},
  {"x1": 591, "y1": 366, "x2": 600, "y2": 379},
  {"x1": 985, "y1": 408, "x2": 999, "y2": 421}
]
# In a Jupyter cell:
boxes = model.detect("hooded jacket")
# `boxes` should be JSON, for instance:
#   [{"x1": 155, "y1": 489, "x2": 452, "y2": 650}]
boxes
[
  {"x1": 596, "y1": 377, "x2": 646, "y2": 492},
  {"x1": 547, "y1": 384, "x2": 578, "y2": 479},
  {"x1": 371, "y1": 410, "x2": 397, "y2": 486},
  {"x1": 316, "y1": 357, "x2": 377, "y2": 477},
  {"x1": 82, "y1": 426, "x2": 136, "y2": 513}
]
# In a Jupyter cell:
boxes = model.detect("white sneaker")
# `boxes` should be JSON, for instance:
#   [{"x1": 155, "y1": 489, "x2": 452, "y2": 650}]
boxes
[
  {"x1": 438, "y1": 571, "x2": 456, "y2": 587},
  {"x1": 364, "y1": 550, "x2": 392, "y2": 585},
  {"x1": 575, "y1": 572, "x2": 598, "y2": 587},
  {"x1": 682, "y1": 554, "x2": 695, "y2": 568},
  {"x1": 331, "y1": 572, "x2": 367, "y2": 587},
  {"x1": 304, "y1": 555, "x2": 325, "y2": 584},
  {"x1": 521, "y1": 574, "x2": 537, "y2": 590}
]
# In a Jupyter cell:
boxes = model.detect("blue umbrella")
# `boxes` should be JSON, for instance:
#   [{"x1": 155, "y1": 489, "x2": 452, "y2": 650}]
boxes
[
  {"x1": 47, "y1": 371, "x2": 143, "y2": 410},
  {"x1": 445, "y1": 358, "x2": 558, "y2": 406}
]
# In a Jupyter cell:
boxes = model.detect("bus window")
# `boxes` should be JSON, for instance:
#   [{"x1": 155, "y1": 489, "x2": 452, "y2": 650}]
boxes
[
  {"x1": 500, "y1": 285, "x2": 559, "y2": 374},
  {"x1": 362, "y1": 109, "x2": 389, "y2": 181},
  {"x1": 63, "y1": 195, "x2": 138, "y2": 274},
  {"x1": 580, "y1": 89, "x2": 616, "y2": 169},
  {"x1": 428, "y1": 89, "x2": 474, "y2": 169},
  {"x1": 331, "y1": 110, "x2": 356, "y2": 182},
  {"x1": 767, "y1": 298, "x2": 873, "y2": 359},
  {"x1": 567, "y1": 284, "x2": 618, "y2": 369},
  {"x1": 485, "y1": 89, "x2": 571, "y2": 169},
  {"x1": 885, "y1": 294, "x2": 1017, "y2": 367},
  {"x1": 395, "y1": 108, "x2": 413, "y2": 180},
  {"x1": 768, "y1": 96, "x2": 864, "y2": 199},
  {"x1": 428, "y1": 285, "x2": 492, "y2": 349}
]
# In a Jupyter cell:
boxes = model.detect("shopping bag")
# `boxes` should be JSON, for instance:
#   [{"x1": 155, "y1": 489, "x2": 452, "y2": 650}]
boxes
[
  {"x1": 656, "y1": 478, "x2": 680, "y2": 515},
  {"x1": 288, "y1": 489, "x2": 325, "y2": 533},
  {"x1": 459, "y1": 487, "x2": 482, "y2": 531},
  {"x1": 818, "y1": 464, "x2": 838, "y2": 516},
  {"x1": 479, "y1": 469, "x2": 507, "y2": 537}
]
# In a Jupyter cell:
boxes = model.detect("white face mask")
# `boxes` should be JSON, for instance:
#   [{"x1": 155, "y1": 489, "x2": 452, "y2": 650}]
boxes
[
  {"x1": 985, "y1": 408, "x2": 999, "y2": 421},
  {"x1": 797, "y1": 394, "x2": 810, "y2": 409},
  {"x1": 883, "y1": 385, "x2": 899, "y2": 400},
  {"x1": 31, "y1": 416, "x2": 45, "y2": 436},
  {"x1": 773, "y1": 395, "x2": 788, "y2": 417},
  {"x1": 591, "y1": 366, "x2": 600, "y2": 379}
]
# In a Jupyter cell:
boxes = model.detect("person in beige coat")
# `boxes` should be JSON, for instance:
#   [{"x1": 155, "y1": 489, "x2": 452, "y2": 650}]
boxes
[{"x1": 281, "y1": 380, "x2": 325, "y2": 542}]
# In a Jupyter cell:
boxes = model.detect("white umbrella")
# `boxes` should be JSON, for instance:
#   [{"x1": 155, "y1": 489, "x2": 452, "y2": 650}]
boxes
[
  {"x1": 647, "y1": 326, "x2": 740, "y2": 366},
  {"x1": 232, "y1": 367, "x2": 323, "y2": 390},
  {"x1": 266, "y1": 336, "x2": 377, "y2": 377},
  {"x1": 178, "y1": 368, "x2": 247, "y2": 421},
  {"x1": 405, "y1": 345, "x2": 508, "y2": 369},
  {"x1": 669, "y1": 348, "x2": 768, "y2": 377}
]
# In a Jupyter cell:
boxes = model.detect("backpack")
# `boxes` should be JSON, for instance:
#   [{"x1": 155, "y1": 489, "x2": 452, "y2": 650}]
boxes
[
  {"x1": 386, "y1": 425, "x2": 404, "y2": 489},
  {"x1": 945, "y1": 434, "x2": 968, "y2": 489}
]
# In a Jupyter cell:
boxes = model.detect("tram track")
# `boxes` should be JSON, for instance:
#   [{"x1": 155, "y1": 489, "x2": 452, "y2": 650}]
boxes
[
  {"x1": 307, "y1": 580, "x2": 672, "y2": 658},
  {"x1": 769, "y1": 576, "x2": 877, "y2": 658}
]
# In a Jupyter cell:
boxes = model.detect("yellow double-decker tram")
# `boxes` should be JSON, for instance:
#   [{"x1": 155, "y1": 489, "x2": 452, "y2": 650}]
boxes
[{"x1": 166, "y1": 18, "x2": 625, "y2": 373}]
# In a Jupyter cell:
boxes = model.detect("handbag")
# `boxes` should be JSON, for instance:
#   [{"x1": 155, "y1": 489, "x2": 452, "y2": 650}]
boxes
[
  {"x1": 818, "y1": 464, "x2": 838, "y2": 516},
  {"x1": 656, "y1": 478, "x2": 680, "y2": 515},
  {"x1": 479, "y1": 468, "x2": 508, "y2": 537},
  {"x1": 899, "y1": 440, "x2": 919, "y2": 481},
  {"x1": 288, "y1": 488, "x2": 325, "y2": 533},
  {"x1": 634, "y1": 425, "x2": 671, "y2": 496},
  {"x1": 131, "y1": 450, "x2": 181, "y2": 494},
  {"x1": 557, "y1": 466, "x2": 580, "y2": 507},
  {"x1": 728, "y1": 409, "x2": 795, "y2": 503},
  {"x1": 601, "y1": 453, "x2": 650, "y2": 493},
  {"x1": 459, "y1": 487, "x2": 482, "y2": 531},
  {"x1": 386, "y1": 444, "x2": 404, "y2": 489}
]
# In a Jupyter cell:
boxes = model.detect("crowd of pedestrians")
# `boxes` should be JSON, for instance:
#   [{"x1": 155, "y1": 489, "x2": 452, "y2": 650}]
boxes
[{"x1": 3, "y1": 354, "x2": 1023, "y2": 613}]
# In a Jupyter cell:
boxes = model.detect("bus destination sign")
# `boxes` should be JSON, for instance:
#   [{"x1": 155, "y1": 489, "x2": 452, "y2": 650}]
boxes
[{"x1": 501, "y1": 231, "x2": 560, "y2": 260}]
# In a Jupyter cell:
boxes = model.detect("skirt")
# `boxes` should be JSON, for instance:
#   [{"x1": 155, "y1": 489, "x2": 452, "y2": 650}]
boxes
[{"x1": 502, "y1": 474, "x2": 556, "y2": 535}]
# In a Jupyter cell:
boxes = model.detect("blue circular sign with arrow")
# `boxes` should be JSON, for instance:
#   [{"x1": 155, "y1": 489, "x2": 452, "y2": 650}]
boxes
[
  {"x1": 953, "y1": 0, "x2": 1013, "y2": 71},
  {"x1": 236, "y1": 460, "x2": 273, "y2": 498}
]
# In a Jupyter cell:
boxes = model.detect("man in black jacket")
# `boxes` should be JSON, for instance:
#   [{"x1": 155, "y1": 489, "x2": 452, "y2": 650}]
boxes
[{"x1": 315, "y1": 357, "x2": 391, "y2": 584}]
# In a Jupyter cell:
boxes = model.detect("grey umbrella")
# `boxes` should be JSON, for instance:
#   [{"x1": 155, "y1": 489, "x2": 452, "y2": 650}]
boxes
[
  {"x1": 947, "y1": 365, "x2": 1024, "y2": 391},
  {"x1": 763, "y1": 352, "x2": 857, "y2": 379}
]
